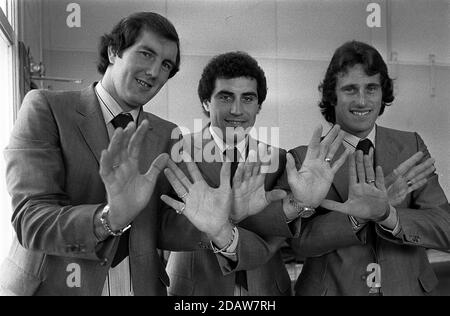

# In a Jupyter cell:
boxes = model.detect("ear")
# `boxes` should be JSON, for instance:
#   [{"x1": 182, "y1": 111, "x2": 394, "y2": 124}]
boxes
[
  {"x1": 202, "y1": 101, "x2": 210, "y2": 114},
  {"x1": 257, "y1": 104, "x2": 262, "y2": 114},
  {"x1": 107, "y1": 46, "x2": 117, "y2": 64}
]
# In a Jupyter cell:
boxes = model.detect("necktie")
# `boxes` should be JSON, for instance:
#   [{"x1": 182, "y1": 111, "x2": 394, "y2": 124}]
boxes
[
  {"x1": 356, "y1": 139, "x2": 382, "y2": 295},
  {"x1": 111, "y1": 113, "x2": 133, "y2": 268},
  {"x1": 111, "y1": 113, "x2": 133, "y2": 129},
  {"x1": 356, "y1": 138, "x2": 373, "y2": 155},
  {"x1": 224, "y1": 147, "x2": 248, "y2": 292}
]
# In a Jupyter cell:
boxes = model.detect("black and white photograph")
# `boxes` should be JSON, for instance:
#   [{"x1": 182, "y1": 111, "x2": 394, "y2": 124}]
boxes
[{"x1": 0, "y1": 0, "x2": 449, "y2": 301}]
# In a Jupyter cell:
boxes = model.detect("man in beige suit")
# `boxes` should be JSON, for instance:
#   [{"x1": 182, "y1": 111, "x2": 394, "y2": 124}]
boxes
[{"x1": 0, "y1": 12, "x2": 238, "y2": 296}]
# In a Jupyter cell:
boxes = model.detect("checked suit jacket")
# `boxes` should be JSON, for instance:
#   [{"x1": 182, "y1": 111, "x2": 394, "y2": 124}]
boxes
[{"x1": 289, "y1": 125, "x2": 450, "y2": 296}]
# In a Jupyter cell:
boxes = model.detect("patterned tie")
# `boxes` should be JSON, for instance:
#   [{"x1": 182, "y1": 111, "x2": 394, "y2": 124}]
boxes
[{"x1": 111, "y1": 113, "x2": 133, "y2": 268}]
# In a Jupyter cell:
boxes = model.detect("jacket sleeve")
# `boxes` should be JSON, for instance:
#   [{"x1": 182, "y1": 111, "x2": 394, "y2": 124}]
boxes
[
  {"x1": 376, "y1": 133, "x2": 450, "y2": 250},
  {"x1": 4, "y1": 90, "x2": 115, "y2": 261}
]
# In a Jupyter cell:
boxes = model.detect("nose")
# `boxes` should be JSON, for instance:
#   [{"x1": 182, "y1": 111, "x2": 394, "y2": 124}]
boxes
[
  {"x1": 145, "y1": 62, "x2": 161, "y2": 78},
  {"x1": 357, "y1": 89, "x2": 367, "y2": 106},
  {"x1": 230, "y1": 100, "x2": 243, "y2": 115}
]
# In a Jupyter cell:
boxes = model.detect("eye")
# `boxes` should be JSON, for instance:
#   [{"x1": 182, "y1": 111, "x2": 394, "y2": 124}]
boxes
[
  {"x1": 218, "y1": 95, "x2": 233, "y2": 103},
  {"x1": 161, "y1": 62, "x2": 173, "y2": 72},
  {"x1": 140, "y1": 51, "x2": 154, "y2": 59},
  {"x1": 342, "y1": 86, "x2": 356, "y2": 94},
  {"x1": 242, "y1": 95, "x2": 257, "y2": 103},
  {"x1": 366, "y1": 85, "x2": 380, "y2": 94}
]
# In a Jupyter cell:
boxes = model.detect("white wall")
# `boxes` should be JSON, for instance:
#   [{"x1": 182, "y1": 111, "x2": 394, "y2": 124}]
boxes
[{"x1": 38, "y1": 0, "x2": 450, "y2": 196}]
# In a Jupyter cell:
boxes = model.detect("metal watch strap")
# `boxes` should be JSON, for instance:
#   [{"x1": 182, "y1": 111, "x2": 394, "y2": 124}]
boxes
[
  {"x1": 289, "y1": 195, "x2": 316, "y2": 218},
  {"x1": 100, "y1": 205, "x2": 131, "y2": 237}
]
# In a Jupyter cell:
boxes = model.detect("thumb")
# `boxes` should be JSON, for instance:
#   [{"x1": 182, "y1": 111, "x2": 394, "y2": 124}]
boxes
[
  {"x1": 145, "y1": 153, "x2": 170, "y2": 187},
  {"x1": 266, "y1": 189, "x2": 287, "y2": 203},
  {"x1": 320, "y1": 199, "x2": 347, "y2": 214}
]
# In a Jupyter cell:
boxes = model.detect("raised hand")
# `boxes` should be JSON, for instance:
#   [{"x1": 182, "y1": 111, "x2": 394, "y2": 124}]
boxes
[
  {"x1": 385, "y1": 152, "x2": 435, "y2": 206},
  {"x1": 286, "y1": 124, "x2": 349, "y2": 208},
  {"x1": 99, "y1": 120, "x2": 169, "y2": 231},
  {"x1": 231, "y1": 143, "x2": 287, "y2": 223},
  {"x1": 160, "y1": 153, "x2": 233, "y2": 242},
  {"x1": 321, "y1": 149, "x2": 390, "y2": 221}
]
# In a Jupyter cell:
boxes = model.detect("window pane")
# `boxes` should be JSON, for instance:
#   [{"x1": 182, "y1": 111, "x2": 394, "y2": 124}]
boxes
[{"x1": 0, "y1": 36, "x2": 14, "y2": 264}]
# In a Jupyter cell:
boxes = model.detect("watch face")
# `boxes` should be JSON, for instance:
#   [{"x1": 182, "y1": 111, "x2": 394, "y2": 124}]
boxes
[{"x1": 299, "y1": 208, "x2": 315, "y2": 218}]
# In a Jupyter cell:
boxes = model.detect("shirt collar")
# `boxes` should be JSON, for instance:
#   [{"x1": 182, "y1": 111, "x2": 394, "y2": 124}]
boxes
[
  {"x1": 342, "y1": 125, "x2": 376, "y2": 153},
  {"x1": 209, "y1": 125, "x2": 247, "y2": 161},
  {"x1": 95, "y1": 81, "x2": 140, "y2": 125}
]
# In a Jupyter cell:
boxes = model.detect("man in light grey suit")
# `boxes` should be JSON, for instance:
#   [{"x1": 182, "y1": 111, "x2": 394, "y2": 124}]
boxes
[
  {"x1": 288, "y1": 41, "x2": 450, "y2": 296},
  {"x1": 0, "y1": 12, "x2": 238, "y2": 296}
]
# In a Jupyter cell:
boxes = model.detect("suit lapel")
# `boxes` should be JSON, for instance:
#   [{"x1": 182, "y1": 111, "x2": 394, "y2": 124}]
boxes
[
  {"x1": 76, "y1": 84, "x2": 109, "y2": 164},
  {"x1": 375, "y1": 125, "x2": 402, "y2": 176},
  {"x1": 331, "y1": 144, "x2": 349, "y2": 201}
]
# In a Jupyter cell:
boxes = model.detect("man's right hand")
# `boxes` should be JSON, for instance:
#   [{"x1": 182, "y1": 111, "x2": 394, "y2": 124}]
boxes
[{"x1": 99, "y1": 120, "x2": 169, "y2": 231}]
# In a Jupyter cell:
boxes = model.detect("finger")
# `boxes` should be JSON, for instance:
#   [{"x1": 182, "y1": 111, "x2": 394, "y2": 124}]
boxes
[
  {"x1": 404, "y1": 158, "x2": 435, "y2": 182},
  {"x1": 325, "y1": 130, "x2": 345, "y2": 161},
  {"x1": 182, "y1": 152, "x2": 204, "y2": 183},
  {"x1": 286, "y1": 153, "x2": 299, "y2": 181},
  {"x1": 120, "y1": 121, "x2": 137, "y2": 163},
  {"x1": 265, "y1": 189, "x2": 287, "y2": 203},
  {"x1": 164, "y1": 168, "x2": 189, "y2": 198},
  {"x1": 331, "y1": 148, "x2": 350, "y2": 174},
  {"x1": 364, "y1": 147, "x2": 375, "y2": 185},
  {"x1": 220, "y1": 161, "x2": 231, "y2": 188},
  {"x1": 167, "y1": 159, "x2": 193, "y2": 189},
  {"x1": 145, "y1": 153, "x2": 169, "y2": 181},
  {"x1": 406, "y1": 178, "x2": 428, "y2": 193},
  {"x1": 107, "y1": 127, "x2": 125, "y2": 160},
  {"x1": 305, "y1": 124, "x2": 323, "y2": 160},
  {"x1": 319, "y1": 124, "x2": 340, "y2": 160},
  {"x1": 233, "y1": 162, "x2": 245, "y2": 187},
  {"x1": 355, "y1": 150, "x2": 366, "y2": 183},
  {"x1": 348, "y1": 153, "x2": 357, "y2": 185},
  {"x1": 160, "y1": 195, "x2": 185, "y2": 214},
  {"x1": 99, "y1": 149, "x2": 115, "y2": 181},
  {"x1": 244, "y1": 159, "x2": 253, "y2": 181},
  {"x1": 128, "y1": 120, "x2": 150, "y2": 160},
  {"x1": 375, "y1": 166, "x2": 386, "y2": 190},
  {"x1": 320, "y1": 199, "x2": 348, "y2": 214},
  {"x1": 394, "y1": 151, "x2": 425, "y2": 177}
]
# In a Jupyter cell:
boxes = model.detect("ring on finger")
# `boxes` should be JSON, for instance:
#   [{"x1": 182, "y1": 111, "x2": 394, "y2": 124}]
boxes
[
  {"x1": 366, "y1": 179, "x2": 375, "y2": 184},
  {"x1": 407, "y1": 180, "x2": 413, "y2": 187},
  {"x1": 176, "y1": 204, "x2": 186, "y2": 215},
  {"x1": 325, "y1": 158, "x2": 332, "y2": 163},
  {"x1": 179, "y1": 192, "x2": 188, "y2": 200}
]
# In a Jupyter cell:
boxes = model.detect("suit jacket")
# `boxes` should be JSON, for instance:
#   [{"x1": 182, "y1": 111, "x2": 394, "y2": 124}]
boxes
[
  {"x1": 289, "y1": 125, "x2": 450, "y2": 296},
  {"x1": 166, "y1": 128, "x2": 299, "y2": 296},
  {"x1": 0, "y1": 84, "x2": 201, "y2": 296}
]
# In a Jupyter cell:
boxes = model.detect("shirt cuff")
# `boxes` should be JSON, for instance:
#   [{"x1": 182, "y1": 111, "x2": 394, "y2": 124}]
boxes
[
  {"x1": 378, "y1": 206, "x2": 401, "y2": 236},
  {"x1": 349, "y1": 216, "x2": 367, "y2": 232}
]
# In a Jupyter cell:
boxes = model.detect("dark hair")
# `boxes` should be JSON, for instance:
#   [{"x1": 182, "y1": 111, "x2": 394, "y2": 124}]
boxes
[
  {"x1": 198, "y1": 51, "x2": 267, "y2": 116},
  {"x1": 318, "y1": 41, "x2": 394, "y2": 123},
  {"x1": 97, "y1": 12, "x2": 180, "y2": 78}
]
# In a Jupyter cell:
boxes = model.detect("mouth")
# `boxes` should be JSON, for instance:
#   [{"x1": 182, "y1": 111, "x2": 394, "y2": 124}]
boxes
[
  {"x1": 350, "y1": 110, "x2": 372, "y2": 117},
  {"x1": 224, "y1": 119, "x2": 247, "y2": 127},
  {"x1": 136, "y1": 78, "x2": 152, "y2": 89}
]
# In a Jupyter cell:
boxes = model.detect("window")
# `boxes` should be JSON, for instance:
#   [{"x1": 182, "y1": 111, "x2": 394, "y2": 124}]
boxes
[{"x1": 0, "y1": 0, "x2": 16, "y2": 264}]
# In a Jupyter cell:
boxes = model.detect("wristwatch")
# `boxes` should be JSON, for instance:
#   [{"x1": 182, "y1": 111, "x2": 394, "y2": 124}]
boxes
[{"x1": 289, "y1": 195, "x2": 316, "y2": 218}]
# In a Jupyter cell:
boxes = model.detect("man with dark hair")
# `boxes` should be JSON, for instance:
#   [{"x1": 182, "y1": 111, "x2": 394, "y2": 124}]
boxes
[
  {"x1": 288, "y1": 41, "x2": 450, "y2": 295},
  {"x1": 163, "y1": 51, "x2": 348, "y2": 296},
  {"x1": 0, "y1": 12, "x2": 232, "y2": 296}
]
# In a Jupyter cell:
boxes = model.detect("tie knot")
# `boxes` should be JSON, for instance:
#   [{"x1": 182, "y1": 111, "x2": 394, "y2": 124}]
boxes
[
  {"x1": 356, "y1": 138, "x2": 373, "y2": 155},
  {"x1": 111, "y1": 113, "x2": 133, "y2": 129}
]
